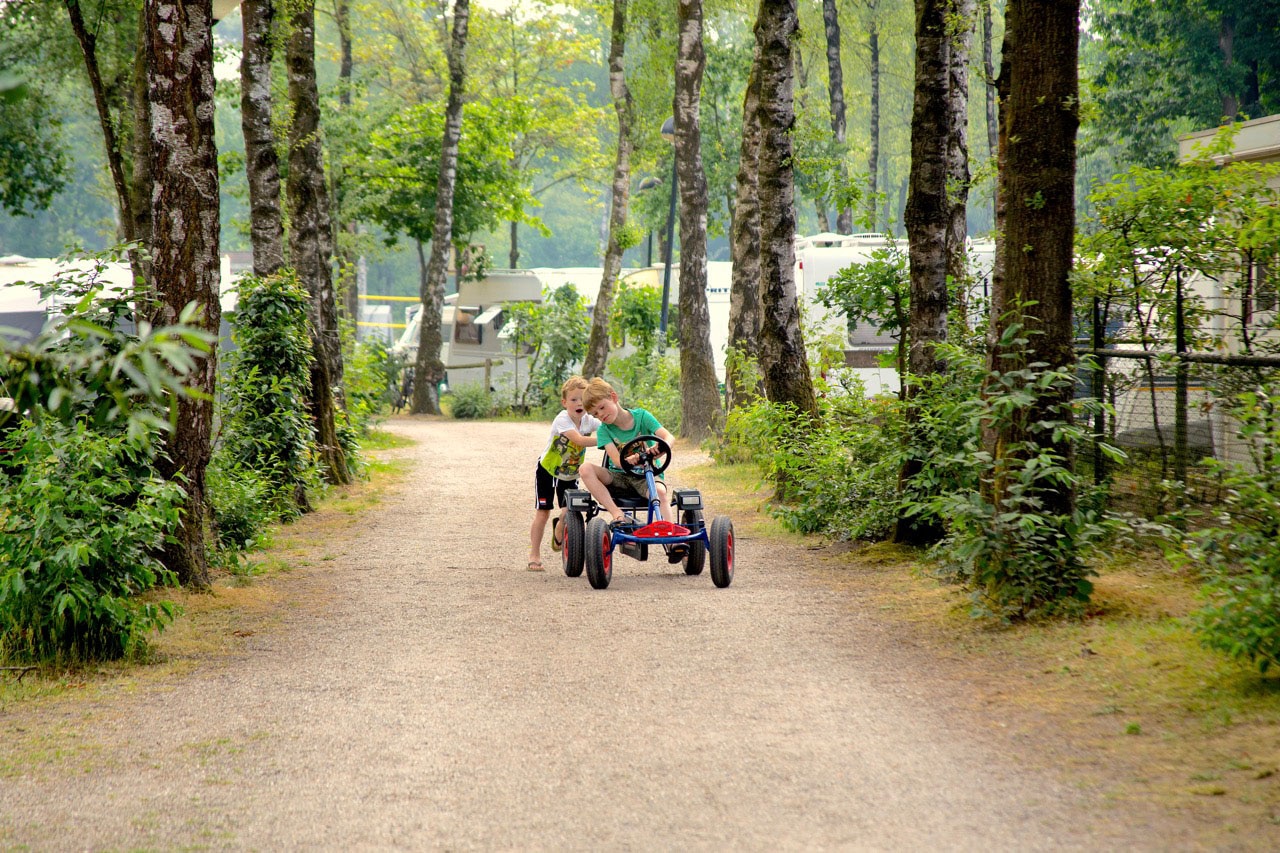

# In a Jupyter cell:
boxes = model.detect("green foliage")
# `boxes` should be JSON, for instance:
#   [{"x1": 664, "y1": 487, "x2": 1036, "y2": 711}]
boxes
[
  {"x1": 343, "y1": 332, "x2": 398, "y2": 436},
  {"x1": 609, "y1": 283, "x2": 662, "y2": 353},
  {"x1": 503, "y1": 284, "x2": 591, "y2": 412},
  {"x1": 1187, "y1": 383, "x2": 1280, "y2": 674},
  {"x1": 205, "y1": 457, "x2": 276, "y2": 551},
  {"x1": 926, "y1": 333, "x2": 1122, "y2": 621},
  {"x1": 447, "y1": 383, "x2": 495, "y2": 419},
  {"x1": 606, "y1": 348, "x2": 682, "y2": 435},
  {"x1": 0, "y1": 421, "x2": 182, "y2": 664},
  {"x1": 218, "y1": 272, "x2": 319, "y2": 519}
]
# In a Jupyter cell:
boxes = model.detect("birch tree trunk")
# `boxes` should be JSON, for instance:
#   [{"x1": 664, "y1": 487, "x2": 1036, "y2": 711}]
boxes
[
  {"x1": 413, "y1": 0, "x2": 471, "y2": 415},
  {"x1": 896, "y1": 0, "x2": 951, "y2": 546},
  {"x1": 241, "y1": 0, "x2": 285, "y2": 276},
  {"x1": 144, "y1": 0, "x2": 220, "y2": 588},
  {"x1": 867, "y1": 5, "x2": 881, "y2": 230},
  {"x1": 674, "y1": 0, "x2": 723, "y2": 440},
  {"x1": 727, "y1": 47, "x2": 765, "y2": 412},
  {"x1": 946, "y1": 0, "x2": 975, "y2": 327},
  {"x1": 822, "y1": 0, "x2": 852, "y2": 234},
  {"x1": 286, "y1": 0, "x2": 351, "y2": 484},
  {"x1": 986, "y1": 0, "x2": 1080, "y2": 517},
  {"x1": 583, "y1": 0, "x2": 633, "y2": 380},
  {"x1": 334, "y1": 0, "x2": 361, "y2": 326},
  {"x1": 755, "y1": 0, "x2": 816, "y2": 417}
]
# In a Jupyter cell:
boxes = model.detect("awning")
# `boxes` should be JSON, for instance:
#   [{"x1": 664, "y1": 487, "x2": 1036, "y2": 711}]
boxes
[{"x1": 474, "y1": 305, "x2": 505, "y2": 325}]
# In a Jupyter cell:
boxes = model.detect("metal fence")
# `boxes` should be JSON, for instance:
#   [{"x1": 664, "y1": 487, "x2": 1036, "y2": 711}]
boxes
[{"x1": 1074, "y1": 287, "x2": 1280, "y2": 515}]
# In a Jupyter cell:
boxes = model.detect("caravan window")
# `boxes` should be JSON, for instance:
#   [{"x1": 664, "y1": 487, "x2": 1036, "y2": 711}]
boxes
[{"x1": 453, "y1": 308, "x2": 482, "y2": 344}]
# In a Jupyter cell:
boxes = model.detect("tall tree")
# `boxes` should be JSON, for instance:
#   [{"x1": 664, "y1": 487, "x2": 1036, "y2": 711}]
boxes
[
  {"x1": 330, "y1": 0, "x2": 362, "y2": 325},
  {"x1": 945, "y1": 0, "x2": 975, "y2": 324},
  {"x1": 674, "y1": 0, "x2": 724, "y2": 440},
  {"x1": 286, "y1": 0, "x2": 351, "y2": 484},
  {"x1": 754, "y1": 0, "x2": 816, "y2": 416},
  {"x1": 821, "y1": 0, "x2": 852, "y2": 234},
  {"x1": 896, "y1": 0, "x2": 952, "y2": 545},
  {"x1": 727, "y1": 46, "x2": 764, "y2": 412},
  {"x1": 241, "y1": 0, "x2": 285, "y2": 276},
  {"x1": 143, "y1": 0, "x2": 220, "y2": 588},
  {"x1": 413, "y1": 0, "x2": 472, "y2": 415},
  {"x1": 582, "y1": 0, "x2": 634, "y2": 380},
  {"x1": 865, "y1": 0, "x2": 882, "y2": 230},
  {"x1": 986, "y1": 0, "x2": 1080, "y2": 514}
]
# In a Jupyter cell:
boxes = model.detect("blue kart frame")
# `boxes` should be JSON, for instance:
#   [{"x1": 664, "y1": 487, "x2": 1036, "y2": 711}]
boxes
[{"x1": 560, "y1": 434, "x2": 734, "y2": 590}]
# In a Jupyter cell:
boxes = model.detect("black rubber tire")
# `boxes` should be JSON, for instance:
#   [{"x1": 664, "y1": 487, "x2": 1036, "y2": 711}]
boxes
[
  {"x1": 584, "y1": 516, "x2": 613, "y2": 590},
  {"x1": 709, "y1": 516, "x2": 734, "y2": 588},
  {"x1": 681, "y1": 509, "x2": 706, "y2": 576},
  {"x1": 561, "y1": 511, "x2": 585, "y2": 577}
]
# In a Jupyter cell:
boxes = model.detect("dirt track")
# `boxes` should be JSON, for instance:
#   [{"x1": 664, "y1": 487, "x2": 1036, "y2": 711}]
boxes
[{"x1": 0, "y1": 417, "x2": 1207, "y2": 850}]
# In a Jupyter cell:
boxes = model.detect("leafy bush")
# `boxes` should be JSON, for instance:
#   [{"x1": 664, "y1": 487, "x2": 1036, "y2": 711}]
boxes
[
  {"x1": 219, "y1": 272, "x2": 319, "y2": 516},
  {"x1": 1187, "y1": 384, "x2": 1280, "y2": 673},
  {"x1": 206, "y1": 458, "x2": 277, "y2": 550},
  {"x1": 448, "y1": 383, "x2": 495, "y2": 419},
  {"x1": 0, "y1": 422, "x2": 182, "y2": 663},
  {"x1": 926, "y1": 335, "x2": 1122, "y2": 620}
]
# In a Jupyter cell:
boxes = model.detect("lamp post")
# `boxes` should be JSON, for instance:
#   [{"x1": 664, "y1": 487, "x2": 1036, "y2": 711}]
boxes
[
  {"x1": 659, "y1": 116, "x2": 677, "y2": 341},
  {"x1": 637, "y1": 176, "x2": 661, "y2": 267}
]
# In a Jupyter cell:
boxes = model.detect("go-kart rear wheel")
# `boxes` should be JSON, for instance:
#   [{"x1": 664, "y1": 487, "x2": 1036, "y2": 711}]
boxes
[
  {"x1": 709, "y1": 516, "x2": 734, "y2": 588},
  {"x1": 561, "y1": 511, "x2": 585, "y2": 577},
  {"x1": 584, "y1": 516, "x2": 613, "y2": 590},
  {"x1": 681, "y1": 509, "x2": 706, "y2": 576}
]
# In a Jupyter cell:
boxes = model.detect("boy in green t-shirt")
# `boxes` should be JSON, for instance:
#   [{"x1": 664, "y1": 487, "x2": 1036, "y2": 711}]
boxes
[{"x1": 579, "y1": 377, "x2": 678, "y2": 530}]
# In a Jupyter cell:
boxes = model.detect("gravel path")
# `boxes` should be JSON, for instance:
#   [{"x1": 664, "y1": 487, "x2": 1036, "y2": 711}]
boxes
[{"x1": 1, "y1": 417, "x2": 1188, "y2": 850}]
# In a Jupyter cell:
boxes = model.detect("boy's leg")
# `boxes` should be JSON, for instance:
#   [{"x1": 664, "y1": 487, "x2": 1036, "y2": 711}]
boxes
[
  {"x1": 655, "y1": 480, "x2": 676, "y2": 523},
  {"x1": 530, "y1": 509, "x2": 550, "y2": 563},
  {"x1": 530, "y1": 465, "x2": 556, "y2": 567},
  {"x1": 580, "y1": 462, "x2": 628, "y2": 524}
]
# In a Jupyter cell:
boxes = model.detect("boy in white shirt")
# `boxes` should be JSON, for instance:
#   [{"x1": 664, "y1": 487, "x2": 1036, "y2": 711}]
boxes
[{"x1": 528, "y1": 376, "x2": 601, "y2": 571}]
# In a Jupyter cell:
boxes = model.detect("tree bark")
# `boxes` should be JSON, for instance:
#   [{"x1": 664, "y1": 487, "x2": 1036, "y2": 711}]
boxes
[
  {"x1": 674, "y1": 0, "x2": 723, "y2": 440},
  {"x1": 286, "y1": 0, "x2": 351, "y2": 484},
  {"x1": 583, "y1": 0, "x2": 634, "y2": 381},
  {"x1": 727, "y1": 47, "x2": 765, "y2": 412},
  {"x1": 241, "y1": 0, "x2": 285, "y2": 276},
  {"x1": 986, "y1": 0, "x2": 1080, "y2": 516},
  {"x1": 754, "y1": 0, "x2": 816, "y2": 417},
  {"x1": 413, "y1": 0, "x2": 471, "y2": 415},
  {"x1": 144, "y1": 0, "x2": 221, "y2": 588},
  {"x1": 867, "y1": 7, "x2": 881, "y2": 231},
  {"x1": 946, "y1": 0, "x2": 975, "y2": 327},
  {"x1": 896, "y1": 0, "x2": 952, "y2": 546},
  {"x1": 334, "y1": 0, "x2": 361, "y2": 326},
  {"x1": 822, "y1": 0, "x2": 852, "y2": 234}
]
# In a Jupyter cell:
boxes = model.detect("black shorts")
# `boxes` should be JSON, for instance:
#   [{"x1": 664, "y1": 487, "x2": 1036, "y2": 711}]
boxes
[{"x1": 534, "y1": 464, "x2": 574, "y2": 510}]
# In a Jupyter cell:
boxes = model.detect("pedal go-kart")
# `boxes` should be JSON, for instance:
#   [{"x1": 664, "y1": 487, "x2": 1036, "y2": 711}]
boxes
[{"x1": 558, "y1": 434, "x2": 734, "y2": 590}]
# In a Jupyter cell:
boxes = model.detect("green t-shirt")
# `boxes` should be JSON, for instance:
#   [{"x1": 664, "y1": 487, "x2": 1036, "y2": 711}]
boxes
[{"x1": 597, "y1": 407, "x2": 663, "y2": 473}]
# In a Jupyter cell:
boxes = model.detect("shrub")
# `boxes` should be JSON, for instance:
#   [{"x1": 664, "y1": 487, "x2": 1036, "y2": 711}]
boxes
[
  {"x1": 206, "y1": 458, "x2": 277, "y2": 550},
  {"x1": 448, "y1": 383, "x2": 495, "y2": 419},
  {"x1": 1186, "y1": 383, "x2": 1280, "y2": 673},
  {"x1": 0, "y1": 422, "x2": 182, "y2": 663}
]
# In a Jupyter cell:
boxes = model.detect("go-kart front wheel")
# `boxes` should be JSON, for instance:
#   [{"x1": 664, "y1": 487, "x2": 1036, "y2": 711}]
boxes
[
  {"x1": 681, "y1": 509, "x2": 706, "y2": 576},
  {"x1": 709, "y1": 516, "x2": 734, "y2": 588},
  {"x1": 584, "y1": 516, "x2": 613, "y2": 590},
  {"x1": 561, "y1": 511, "x2": 585, "y2": 577}
]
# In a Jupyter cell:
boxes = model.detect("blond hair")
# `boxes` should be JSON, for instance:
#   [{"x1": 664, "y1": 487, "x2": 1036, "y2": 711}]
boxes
[
  {"x1": 581, "y1": 377, "x2": 617, "y2": 411},
  {"x1": 560, "y1": 375, "x2": 588, "y2": 400}
]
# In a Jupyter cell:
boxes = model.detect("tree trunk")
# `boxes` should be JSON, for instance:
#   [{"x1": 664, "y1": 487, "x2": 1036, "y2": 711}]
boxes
[
  {"x1": 144, "y1": 0, "x2": 220, "y2": 589},
  {"x1": 982, "y1": 0, "x2": 998, "y2": 186},
  {"x1": 986, "y1": 0, "x2": 1080, "y2": 517},
  {"x1": 896, "y1": 0, "x2": 951, "y2": 546},
  {"x1": 334, "y1": 0, "x2": 361, "y2": 326},
  {"x1": 822, "y1": 0, "x2": 852, "y2": 234},
  {"x1": 414, "y1": 0, "x2": 471, "y2": 415},
  {"x1": 727, "y1": 46, "x2": 765, "y2": 412},
  {"x1": 583, "y1": 0, "x2": 634, "y2": 381},
  {"x1": 867, "y1": 8, "x2": 881, "y2": 230},
  {"x1": 946, "y1": 0, "x2": 975, "y2": 328},
  {"x1": 674, "y1": 0, "x2": 724, "y2": 440},
  {"x1": 754, "y1": 0, "x2": 816, "y2": 417},
  {"x1": 509, "y1": 220, "x2": 520, "y2": 269},
  {"x1": 241, "y1": 0, "x2": 285, "y2": 276},
  {"x1": 287, "y1": 0, "x2": 351, "y2": 484}
]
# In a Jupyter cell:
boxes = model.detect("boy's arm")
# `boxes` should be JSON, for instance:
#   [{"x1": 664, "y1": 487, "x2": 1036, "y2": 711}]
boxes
[
  {"x1": 561, "y1": 428, "x2": 596, "y2": 449},
  {"x1": 601, "y1": 440, "x2": 624, "y2": 468}
]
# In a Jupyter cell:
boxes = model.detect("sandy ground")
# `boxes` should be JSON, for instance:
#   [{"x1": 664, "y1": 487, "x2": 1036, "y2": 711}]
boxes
[{"x1": 0, "y1": 417, "x2": 1216, "y2": 850}]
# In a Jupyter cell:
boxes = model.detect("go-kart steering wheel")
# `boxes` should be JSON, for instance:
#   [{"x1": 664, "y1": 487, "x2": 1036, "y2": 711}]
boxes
[{"x1": 618, "y1": 434, "x2": 672, "y2": 475}]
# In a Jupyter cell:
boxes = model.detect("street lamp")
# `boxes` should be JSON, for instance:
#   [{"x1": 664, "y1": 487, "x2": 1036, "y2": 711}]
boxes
[
  {"x1": 659, "y1": 116, "x2": 677, "y2": 341},
  {"x1": 637, "y1": 176, "x2": 661, "y2": 267}
]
